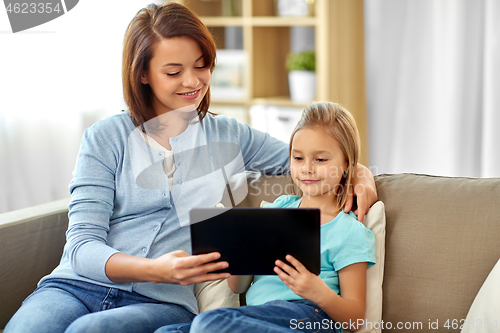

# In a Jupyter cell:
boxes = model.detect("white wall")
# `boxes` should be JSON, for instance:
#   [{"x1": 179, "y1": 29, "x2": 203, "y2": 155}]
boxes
[{"x1": 0, "y1": 1, "x2": 154, "y2": 213}]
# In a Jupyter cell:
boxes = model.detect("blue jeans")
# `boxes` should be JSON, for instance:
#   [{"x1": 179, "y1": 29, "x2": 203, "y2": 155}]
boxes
[
  {"x1": 4, "y1": 278, "x2": 195, "y2": 333},
  {"x1": 156, "y1": 300, "x2": 337, "y2": 333}
]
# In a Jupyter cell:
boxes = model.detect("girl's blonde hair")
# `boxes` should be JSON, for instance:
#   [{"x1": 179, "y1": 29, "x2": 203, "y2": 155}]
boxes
[{"x1": 289, "y1": 102, "x2": 361, "y2": 209}]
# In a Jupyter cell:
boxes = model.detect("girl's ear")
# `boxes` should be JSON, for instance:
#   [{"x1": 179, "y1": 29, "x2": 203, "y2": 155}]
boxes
[{"x1": 141, "y1": 73, "x2": 149, "y2": 85}]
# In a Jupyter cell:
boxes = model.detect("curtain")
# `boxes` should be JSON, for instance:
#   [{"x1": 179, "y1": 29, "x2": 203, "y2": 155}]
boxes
[
  {"x1": 365, "y1": 0, "x2": 500, "y2": 177},
  {"x1": 0, "y1": 1, "x2": 153, "y2": 213}
]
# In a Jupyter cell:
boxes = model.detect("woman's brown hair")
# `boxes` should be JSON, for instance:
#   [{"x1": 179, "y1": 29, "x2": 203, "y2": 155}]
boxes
[
  {"x1": 122, "y1": 3, "x2": 216, "y2": 127},
  {"x1": 289, "y1": 102, "x2": 361, "y2": 209}
]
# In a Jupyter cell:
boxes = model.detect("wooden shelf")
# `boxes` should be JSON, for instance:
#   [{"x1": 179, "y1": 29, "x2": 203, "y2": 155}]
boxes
[
  {"x1": 211, "y1": 96, "x2": 309, "y2": 108},
  {"x1": 174, "y1": 0, "x2": 369, "y2": 164},
  {"x1": 201, "y1": 16, "x2": 316, "y2": 27},
  {"x1": 250, "y1": 16, "x2": 317, "y2": 27},
  {"x1": 201, "y1": 17, "x2": 244, "y2": 27},
  {"x1": 251, "y1": 97, "x2": 309, "y2": 108},
  {"x1": 210, "y1": 98, "x2": 248, "y2": 106},
  {"x1": 211, "y1": 97, "x2": 309, "y2": 110}
]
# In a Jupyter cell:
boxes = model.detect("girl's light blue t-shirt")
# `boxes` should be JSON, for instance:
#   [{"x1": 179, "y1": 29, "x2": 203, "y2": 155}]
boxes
[{"x1": 245, "y1": 195, "x2": 376, "y2": 306}]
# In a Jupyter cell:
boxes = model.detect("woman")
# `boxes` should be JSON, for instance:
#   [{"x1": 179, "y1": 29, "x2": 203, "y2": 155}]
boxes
[{"x1": 5, "y1": 3, "x2": 377, "y2": 333}]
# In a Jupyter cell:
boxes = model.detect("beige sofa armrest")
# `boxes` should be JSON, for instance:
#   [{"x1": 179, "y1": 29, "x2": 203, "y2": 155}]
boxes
[{"x1": 0, "y1": 198, "x2": 70, "y2": 329}]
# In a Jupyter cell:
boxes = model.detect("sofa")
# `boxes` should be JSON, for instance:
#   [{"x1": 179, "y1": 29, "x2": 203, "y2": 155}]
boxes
[{"x1": 1, "y1": 173, "x2": 499, "y2": 332}]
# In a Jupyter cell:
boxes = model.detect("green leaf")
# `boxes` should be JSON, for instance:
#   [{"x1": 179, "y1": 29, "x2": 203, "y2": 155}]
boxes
[{"x1": 285, "y1": 50, "x2": 315, "y2": 72}]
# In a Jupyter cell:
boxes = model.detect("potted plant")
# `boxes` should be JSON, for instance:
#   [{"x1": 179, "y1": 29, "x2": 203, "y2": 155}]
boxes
[{"x1": 285, "y1": 50, "x2": 316, "y2": 104}]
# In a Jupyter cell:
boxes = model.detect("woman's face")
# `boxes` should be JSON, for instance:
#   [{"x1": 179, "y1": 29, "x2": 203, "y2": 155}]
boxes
[{"x1": 141, "y1": 36, "x2": 211, "y2": 116}]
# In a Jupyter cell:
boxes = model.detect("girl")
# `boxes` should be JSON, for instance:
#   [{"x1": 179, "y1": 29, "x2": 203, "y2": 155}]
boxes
[
  {"x1": 5, "y1": 3, "x2": 376, "y2": 333},
  {"x1": 171, "y1": 102, "x2": 377, "y2": 333}
]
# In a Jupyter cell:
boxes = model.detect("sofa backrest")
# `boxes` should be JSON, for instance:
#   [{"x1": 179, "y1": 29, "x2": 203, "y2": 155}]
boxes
[
  {"x1": 240, "y1": 172, "x2": 500, "y2": 332},
  {"x1": 375, "y1": 173, "x2": 500, "y2": 332}
]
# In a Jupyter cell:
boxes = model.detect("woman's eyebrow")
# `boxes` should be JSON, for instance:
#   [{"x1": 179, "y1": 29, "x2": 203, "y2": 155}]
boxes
[
  {"x1": 162, "y1": 62, "x2": 182, "y2": 67},
  {"x1": 162, "y1": 55, "x2": 204, "y2": 67}
]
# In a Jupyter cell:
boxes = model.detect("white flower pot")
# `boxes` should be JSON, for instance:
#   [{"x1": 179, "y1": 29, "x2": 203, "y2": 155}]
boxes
[{"x1": 288, "y1": 70, "x2": 316, "y2": 104}]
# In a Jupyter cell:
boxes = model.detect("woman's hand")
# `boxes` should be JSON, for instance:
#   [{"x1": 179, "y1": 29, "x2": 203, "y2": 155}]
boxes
[
  {"x1": 150, "y1": 250, "x2": 230, "y2": 285},
  {"x1": 274, "y1": 255, "x2": 330, "y2": 304},
  {"x1": 105, "y1": 251, "x2": 229, "y2": 285},
  {"x1": 345, "y1": 163, "x2": 378, "y2": 222}
]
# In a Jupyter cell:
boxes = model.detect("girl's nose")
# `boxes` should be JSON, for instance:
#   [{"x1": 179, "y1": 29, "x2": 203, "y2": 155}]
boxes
[{"x1": 301, "y1": 160, "x2": 314, "y2": 174}]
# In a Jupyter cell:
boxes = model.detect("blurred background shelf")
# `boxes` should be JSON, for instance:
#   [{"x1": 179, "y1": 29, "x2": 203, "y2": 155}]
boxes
[
  {"x1": 201, "y1": 17, "x2": 316, "y2": 26},
  {"x1": 173, "y1": 0, "x2": 368, "y2": 165},
  {"x1": 251, "y1": 97, "x2": 309, "y2": 108}
]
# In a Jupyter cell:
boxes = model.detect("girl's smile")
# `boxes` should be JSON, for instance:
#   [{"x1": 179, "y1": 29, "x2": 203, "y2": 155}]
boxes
[{"x1": 300, "y1": 179, "x2": 320, "y2": 185}]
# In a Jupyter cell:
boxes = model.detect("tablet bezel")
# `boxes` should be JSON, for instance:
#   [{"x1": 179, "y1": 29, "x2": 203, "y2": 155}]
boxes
[{"x1": 190, "y1": 207, "x2": 321, "y2": 275}]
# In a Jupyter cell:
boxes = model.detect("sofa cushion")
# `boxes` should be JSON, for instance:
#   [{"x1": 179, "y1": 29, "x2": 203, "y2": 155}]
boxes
[
  {"x1": 195, "y1": 279, "x2": 239, "y2": 313},
  {"x1": 356, "y1": 201, "x2": 386, "y2": 333},
  {"x1": 461, "y1": 258, "x2": 500, "y2": 333},
  {"x1": 375, "y1": 174, "x2": 500, "y2": 332}
]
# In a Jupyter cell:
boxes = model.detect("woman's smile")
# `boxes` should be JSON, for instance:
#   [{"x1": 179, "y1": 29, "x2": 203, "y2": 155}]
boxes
[{"x1": 177, "y1": 88, "x2": 202, "y2": 100}]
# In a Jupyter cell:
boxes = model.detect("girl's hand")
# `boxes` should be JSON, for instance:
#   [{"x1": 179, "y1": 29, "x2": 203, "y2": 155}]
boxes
[
  {"x1": 150, "y1": 250, "x2": 230, "y2": 285},
  {"x1": 345, "y1": 163, "x2": 378, "y2": 223},
  {"x1": 274, "y1": 255, "x2": 329, "y2": 303}
]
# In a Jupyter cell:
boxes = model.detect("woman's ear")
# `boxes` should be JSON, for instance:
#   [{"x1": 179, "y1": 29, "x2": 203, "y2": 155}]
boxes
[{"x1": 141, "y1": 73, "x2": 149, "y2": 85}]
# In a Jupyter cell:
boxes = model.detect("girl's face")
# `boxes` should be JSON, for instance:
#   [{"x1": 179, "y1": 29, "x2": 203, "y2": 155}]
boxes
[
  {"x1": 141, "y1": 36, "x2": 211, "y2": 116},
  {"x1": 290, "y1": 127, "x2": 348, "y2": 199}
]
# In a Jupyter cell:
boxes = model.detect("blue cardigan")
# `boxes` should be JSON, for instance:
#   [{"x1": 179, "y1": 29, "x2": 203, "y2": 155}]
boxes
[{"x1": 41, "y1": 111, "x2": 289, "y2": 314}]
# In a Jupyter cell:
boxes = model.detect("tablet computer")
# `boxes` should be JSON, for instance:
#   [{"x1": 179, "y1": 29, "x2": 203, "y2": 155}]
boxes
[{"x1": 190, "y1": 208, "x2": 321, "y2": 275}]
